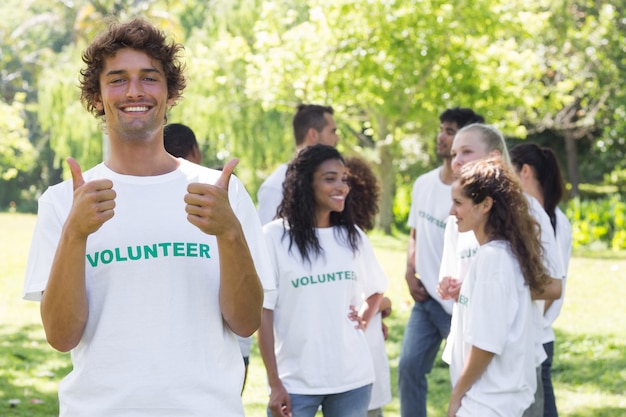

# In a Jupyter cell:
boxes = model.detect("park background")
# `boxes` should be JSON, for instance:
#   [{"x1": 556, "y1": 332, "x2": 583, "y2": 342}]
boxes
[{"x1": 1, "y1": 0, "x2": 625, "y2": 415}]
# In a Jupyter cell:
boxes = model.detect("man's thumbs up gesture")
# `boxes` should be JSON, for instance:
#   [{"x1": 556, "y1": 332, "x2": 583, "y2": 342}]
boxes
[
  {"x1": 65, "y1": 157, "x2": 116, "y2": 238},
  {"x1": 185, "y1": 158, "x2": 240, "y2": 236}
]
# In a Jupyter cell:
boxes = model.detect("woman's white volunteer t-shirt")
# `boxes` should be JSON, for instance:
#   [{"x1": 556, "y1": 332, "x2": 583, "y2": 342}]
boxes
[
  {"x1": 263, "y1": 220, "x2": 387, "y2": 395},
  {"x1": 448, "y1": 240, "x2": 536, "y2": 417}
]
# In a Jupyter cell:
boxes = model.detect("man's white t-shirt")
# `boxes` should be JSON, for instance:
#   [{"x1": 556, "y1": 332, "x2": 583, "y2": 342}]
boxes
[
  {"x1": 447, "y1": 241, "x2": 536, "y2": 417},
  {"x1": 407, "y1": 167, "x2": 454, "y2": 314},
  {"x1": 257, "y1": 163, "x2": 288, "y2": 225},
  {"x1": 23, "y1": 159, "x2": 274, "y2": 417},
  {"x1": 263, "y1": 220, "x2": 387, "y2": 394}
]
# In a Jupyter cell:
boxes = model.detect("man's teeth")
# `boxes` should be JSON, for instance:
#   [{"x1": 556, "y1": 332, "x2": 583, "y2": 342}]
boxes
[{"x1": 124, "y1": 106, "x2": 149, "y2": 112}]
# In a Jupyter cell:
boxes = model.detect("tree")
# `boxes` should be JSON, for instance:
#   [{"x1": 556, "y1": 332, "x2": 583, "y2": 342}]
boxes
[
  {"x1": 245, "y1": 0, "x2": 545, "y2": 232},
  {"x1": 0, "y1": 95, "x2": 34, "y2": 180},
  {"x1": 517, "y1": 0, "x2": 625, "y2": 195},
  {"x1": 168, "y1": 0, "x2": 293, "y2": 191},
  {"x1": 0, "y1": 94, "x2": 36, "y2": 208}
]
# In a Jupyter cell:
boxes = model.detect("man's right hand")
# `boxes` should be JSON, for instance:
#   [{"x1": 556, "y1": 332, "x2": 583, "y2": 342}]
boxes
[
  {"x1": 268, "y1": 382, "x2": 292, "y2": 417},
  {"x1": 66, "y1": 157, "x2": 116, "y2": 237},
  {"x1": 405, "y1": 270, "x2": 429, "y2": 302}
]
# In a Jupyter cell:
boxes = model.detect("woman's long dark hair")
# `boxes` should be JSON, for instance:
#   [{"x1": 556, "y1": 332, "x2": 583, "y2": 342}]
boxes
[
  {"x1": 277, "y1": 144, "x2": 360, "y2": 263},
  {"x1": 458, "y1": 159, "x2": 550, "y2": 293},
  {"x1": 510, "y1": 143, "x2": 566, "y2": 233}
]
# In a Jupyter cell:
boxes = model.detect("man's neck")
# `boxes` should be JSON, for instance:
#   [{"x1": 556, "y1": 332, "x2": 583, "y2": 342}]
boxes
[
  {"x1": 440, "y1": 158, "x2": 455, "y2": 185},
  {"x1": 106, "y1": 136, "x2": 179, "y2": 176}
]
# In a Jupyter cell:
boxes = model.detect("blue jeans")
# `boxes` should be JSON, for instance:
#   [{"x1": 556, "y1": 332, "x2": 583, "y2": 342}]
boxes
[
  {"x1": 398, "y1": 298, "x2": 451, "y2": 417},
  {"x1": 268, "y1": 384, "x2": 372, "y2": 417},
  {"x1": 542, "y1": 341, "x2": 558, "y2": 417}
]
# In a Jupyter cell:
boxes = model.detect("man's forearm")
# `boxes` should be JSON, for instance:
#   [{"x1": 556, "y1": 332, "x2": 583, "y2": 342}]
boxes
[
  {"x1": 41, "y1": 231, "x2": 89, "y2": 352},
  {"x1": 218, "y1": 227, "x2": 264, "y2": 337}
]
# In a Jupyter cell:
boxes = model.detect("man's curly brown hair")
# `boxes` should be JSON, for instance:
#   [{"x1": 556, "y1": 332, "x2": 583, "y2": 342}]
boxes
[
  {"x1": 79, "y1": 17, "x2": 186, "y2": 118},
  {"x1": 345, "y1": 156, "x2": 380, "y2": 231}
]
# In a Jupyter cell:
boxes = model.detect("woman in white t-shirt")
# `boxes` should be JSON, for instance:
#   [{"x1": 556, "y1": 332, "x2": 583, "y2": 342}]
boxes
[
  {"x1": 257, "y1": 145, "x2": 387, "y2": 417},
  {"x1": 446, "y1": 159, "x2": 551, "y2": 417},
  {"x1": 345, "y1": 156, "x2": 393, "y2": 417},
  {"x1": 510, "y1": 143, "x2": 572, "y2": 417},
  {"x1": 437, "y1": 124, "x2": 564, "y2": 417}
]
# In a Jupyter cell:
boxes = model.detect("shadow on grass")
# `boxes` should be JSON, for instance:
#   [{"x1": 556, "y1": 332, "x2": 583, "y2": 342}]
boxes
[
  {"x1": 0, "y1": 323, "x2": 70, "y2": 417},
  {"x1": 553, "y1": 328, "x2": 626, "y2": 397},
  {"x1": 385, "y1": 313, "x2": 626, "y2": 416},
  {"x1": 566, "y1": 407, "x2": 626, "y2": 417}
]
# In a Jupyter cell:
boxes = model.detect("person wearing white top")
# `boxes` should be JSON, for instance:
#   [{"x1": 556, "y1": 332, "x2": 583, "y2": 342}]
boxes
[
  {"x1": 23, "y1": 18, "x2": 271, "y2": 417},
  {"x1": 437, "y1": 124, "x2": 564, "y2": 417},
  {"x1": 446, "y1": 159, "x2": 552, "y2": 417},
  {"x1": 345, "y1": 156, "x2": 393, "y2": 417},
  {"x1": 511, "y1": 143, "x2": 573, "y2": 417},
  {"x1": 399, "y1": 107, "x2": 485, "y2": 417},
  {"x1": 257, "y1": 104, "x2": 339, "y2": 225},
  {"x1": 258, "y1": 145, "x2": 387, "y2": 417}
]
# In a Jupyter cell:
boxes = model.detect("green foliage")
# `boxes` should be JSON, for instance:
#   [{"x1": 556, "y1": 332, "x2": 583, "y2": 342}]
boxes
[
  {"x1": 576, "y1": 183, "x2": 619, "y2": 200},
  {"x1": 604, "y1": 167, "x2": 626, "y2": 195},
  {"x1": 2, "y1": 0, "x2": 626, "y2": 233},
  {"x1": 566, "y1": 196, "x2": 626, "y2": 250},
  {"x1": 37, "y1": 45, "x2": 104, "y2": 173},
  {"x1": 0, "y1": 95, "x2": 38, "y2": 211},
  {"x1": 0, "y1": 95, "x2": 35, "y2": 181}
]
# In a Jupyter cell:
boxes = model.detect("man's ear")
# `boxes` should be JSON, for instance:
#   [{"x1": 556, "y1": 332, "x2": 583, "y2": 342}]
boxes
[
  {"x1": 167, "y1": 94, "x2": 178, "y2": 107},
  {"x1": 94, "y1": 94, "x2": 104, "y2": 112},
  {"x1": 304, "y1": 127, "x2": 319, "y2": 146}
]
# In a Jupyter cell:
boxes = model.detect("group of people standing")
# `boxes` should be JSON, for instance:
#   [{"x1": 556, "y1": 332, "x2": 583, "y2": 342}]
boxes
[
  {"x1": 21, "y1": 17, "x2": 571, "y2": 417},
  {"x1": 402, "y1": 110, "x2": 571, "y2": 417}
]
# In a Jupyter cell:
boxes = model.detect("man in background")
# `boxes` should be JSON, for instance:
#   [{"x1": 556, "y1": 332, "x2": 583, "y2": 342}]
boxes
[
  {"x1": 163, "y1": 122, "x2": 203, "y2": 164},
  {"x1": 257, "y1": 104, "x2": 339, "y2": 225},
  {"x1": 399, "y1": 107, "x2": 484, "y2": 417}
]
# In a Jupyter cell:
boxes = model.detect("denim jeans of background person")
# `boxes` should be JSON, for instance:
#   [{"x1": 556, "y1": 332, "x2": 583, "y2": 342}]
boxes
[
  {"x1": 399, "y1": 298, "x2": 451, "y2": 416},
  {"x1": 399, "y1": 108, "x2": 485, "y2": 417}
]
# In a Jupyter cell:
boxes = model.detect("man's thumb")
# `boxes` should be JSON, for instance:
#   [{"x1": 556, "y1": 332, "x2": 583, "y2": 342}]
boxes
[
  {"x1": 216, "y1": 158, "x2": 239, "y2": 190},
  {"x1": 66, "y1": 157, "x2": 85, "y2": 190}
]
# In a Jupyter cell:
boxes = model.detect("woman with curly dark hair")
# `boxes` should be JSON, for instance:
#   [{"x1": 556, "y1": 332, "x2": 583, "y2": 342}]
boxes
[
  {"x1": 344, "y1": 156, "x2": 380, "y2": 232},
  {"x1": 446, "y1": 159, "x2": 550, "y2": 417},
  {"x1": 344, "y1": 156, "x2": 392, "y2": 417},
  {"x1": 257, "y1": 145, "x2": 388, "y2": 417}
]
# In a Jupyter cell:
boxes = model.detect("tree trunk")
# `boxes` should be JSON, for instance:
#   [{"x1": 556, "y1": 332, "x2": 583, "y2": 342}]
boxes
[
  {"x1": 564, "y1": 133, "x2": 580, "y2": 197},
  {"x1": 378, "y1": 143, "x2": 395, "y2": 235}
]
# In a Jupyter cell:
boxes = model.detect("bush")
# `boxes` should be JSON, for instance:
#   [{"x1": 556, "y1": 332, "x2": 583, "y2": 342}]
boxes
[
  {"x1": 566, "y1": 195, "x2": 626, "y2": 250},
  {"x1": 604, "y1": 167, "x2": 626, "y2": 195}
]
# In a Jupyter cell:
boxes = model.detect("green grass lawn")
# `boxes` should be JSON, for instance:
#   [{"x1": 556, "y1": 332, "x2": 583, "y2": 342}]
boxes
[{"x1": 2, "y1": 213, "x2": 625, "y2": 416}]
